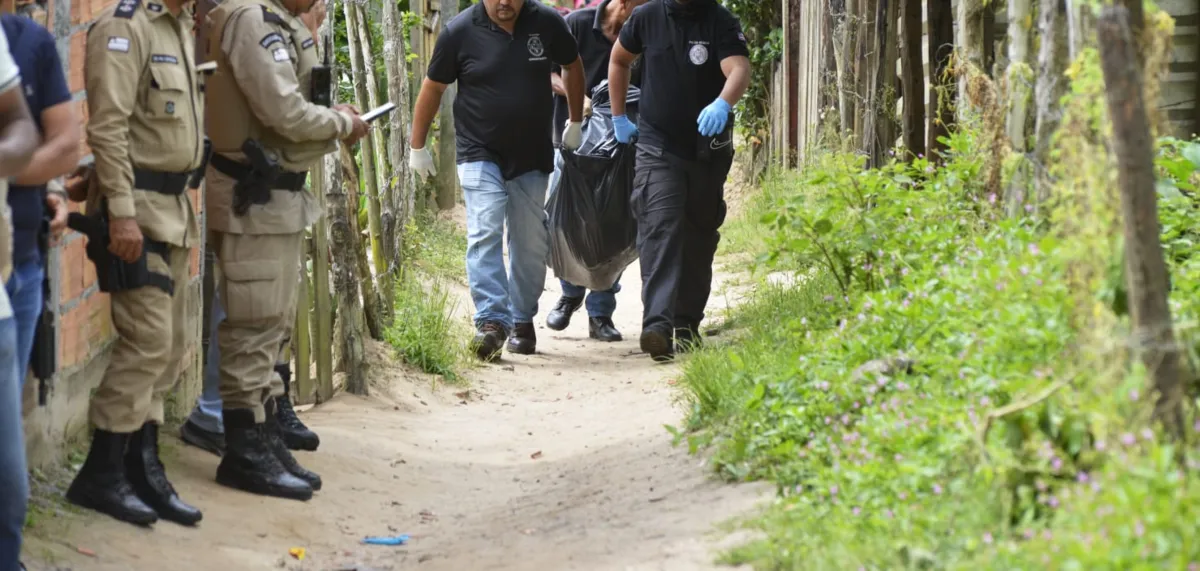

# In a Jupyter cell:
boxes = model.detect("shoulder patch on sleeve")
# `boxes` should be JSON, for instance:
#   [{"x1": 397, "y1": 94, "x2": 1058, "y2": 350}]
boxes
[
  {"x1": 107, "y1": 36, "x2": 131, "y2": 52},
  {"x1": 301, "y1": 37, "x2": 314, "y2": 49},
  {"x1": 272, "y1": 47, "x2": 289, "y2": 62},
  {"x1": 113, "y1": 0, "x2": 141, "y2": 19},
  {"x1": 260, "y1": 5, "x2": 285, "y2": 24},
  {"x1": 146, "y1": 3, "x2": 163, "y2": 12},
  {"x1": 260, "y1": 32, "x2": 284, "y2": 48}
]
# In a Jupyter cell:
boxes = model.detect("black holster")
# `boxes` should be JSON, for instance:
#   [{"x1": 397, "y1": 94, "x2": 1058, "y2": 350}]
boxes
[
  {"x1": 213, "y1": 140, "x2": 281, "y2": 217},
  {"x1": 67, "y1": 209, "x2": 175, "y2": 297}
]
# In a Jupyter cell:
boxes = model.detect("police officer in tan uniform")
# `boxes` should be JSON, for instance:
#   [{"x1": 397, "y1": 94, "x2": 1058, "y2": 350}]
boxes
[
  {"x1": 204, "y1": 0, "x2": 367, "y2": 501},
  {"x1": 65, "y1": 0, "x2": 208, "y2": 528}
]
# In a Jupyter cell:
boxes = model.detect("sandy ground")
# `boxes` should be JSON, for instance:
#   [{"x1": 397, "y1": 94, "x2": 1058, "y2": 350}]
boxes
[{"x1": 21, "y1": 266, "x2": 767, "y2": 571}]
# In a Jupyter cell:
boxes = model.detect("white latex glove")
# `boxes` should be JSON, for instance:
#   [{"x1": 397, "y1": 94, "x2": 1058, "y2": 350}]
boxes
[
  {"x1": 410, "y1": 147, "x2": 436, "y2": 179},
  {"x1": 563, "y1": 121, "x2": 584, "y2": 151}
]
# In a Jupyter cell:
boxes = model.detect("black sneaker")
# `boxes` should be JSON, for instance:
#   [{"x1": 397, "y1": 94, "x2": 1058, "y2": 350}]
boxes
[
  {"x1": 471, "y1": 321, "x2": 508, "y2": 362},
  {"x1": 507, "y1": 322, "x2": 537, "y2": 355},
  {"x1": 545, "y1": 296, "x2": 583, "y2": 331},
  {"x1": 180, "y1": 419, "x2": 225, "y2": 457},
  {"x1": 639, "y1": 328, "x2": 674, "y2": 362}
]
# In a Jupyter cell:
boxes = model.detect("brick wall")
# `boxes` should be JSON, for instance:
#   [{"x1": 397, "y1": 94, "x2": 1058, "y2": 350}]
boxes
[{"x1": 19, "y1": 0, "x2": 206, "y2": 466}]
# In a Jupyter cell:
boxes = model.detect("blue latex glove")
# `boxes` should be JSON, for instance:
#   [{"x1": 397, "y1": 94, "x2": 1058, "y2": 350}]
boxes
[
  {"x1": 697, "y1": 98, "x2": 732, "y2": 137},
  {"x1": 613, "y1": 114, "x2": 638, "y2": 144}
]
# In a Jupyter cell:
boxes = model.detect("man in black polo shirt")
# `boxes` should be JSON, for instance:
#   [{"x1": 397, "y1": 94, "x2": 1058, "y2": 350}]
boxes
[
  {"x1": 544, "y1": 0, "x2": 645, "y2": 343},
  {"x1": 409, "y1": 0, "x2": 586, "y2": 362},
  {"x1": 608, "y1": 0, "x2": 750, "y2": 361}
]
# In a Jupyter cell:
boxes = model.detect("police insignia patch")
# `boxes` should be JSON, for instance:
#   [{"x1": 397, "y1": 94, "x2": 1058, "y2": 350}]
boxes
[
  {"x1": 272, "y1": 47, "x2": 290, "y2": 62},
  {"x1": 165, "y1": 101, "x2": 175, "y2": 115},
  {"x1": 147, "y1": 3, "x2": 163, "y2": 12},
  {"x1": 302, "y1": 37, "x2": 315, "y2": 49},
  {"x1": 151, "y1": 54, "x2": 178, "y2": 64},
  {"x1": 688, "y1": 43, "x2": 708, "y2": 65},
  {"x1": 107, "y1": 36, "x2": 131, "y2": 52},
  {"x1": 260, "y1": 32, "x2": 284, "y2": 48}
]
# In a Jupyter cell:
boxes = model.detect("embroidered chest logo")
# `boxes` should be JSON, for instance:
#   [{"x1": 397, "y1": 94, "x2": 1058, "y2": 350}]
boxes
[
  {"x1": 526, "y1": 35, "x2": 545, "y2": 59},
  {"x1": 688, "y1": 43, "x2": 708, "y2": 65}
]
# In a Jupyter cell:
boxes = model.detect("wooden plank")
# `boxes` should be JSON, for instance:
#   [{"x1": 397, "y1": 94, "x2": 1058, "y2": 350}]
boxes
[{"x1": 294, "y1": 247, "x2": 313, "y2": 405}]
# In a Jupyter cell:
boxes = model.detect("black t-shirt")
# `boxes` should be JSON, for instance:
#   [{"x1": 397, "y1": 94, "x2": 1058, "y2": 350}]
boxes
[
  {"x1": 618, "y1": 0, "x2": 748, "y2": 160},
  {"x1": 427, "y1": 1, "x2": 579, "y2": 180},
  {"x1": 550, "y1": 0, "x2": 643, "y2": 145}
]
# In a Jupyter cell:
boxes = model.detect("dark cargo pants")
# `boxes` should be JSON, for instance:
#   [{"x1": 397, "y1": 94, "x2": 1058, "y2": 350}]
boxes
[{"x1": 630, "y1": 144, "x2": 732, "y2": 335}]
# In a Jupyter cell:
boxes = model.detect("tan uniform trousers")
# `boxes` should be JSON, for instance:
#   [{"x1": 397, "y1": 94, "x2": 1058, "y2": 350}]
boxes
[
  {"x1": 90, "y1": 245, "x2": 191, "y2": 433},
  {"x1": 211, "y1": 229, "x2": 303, "y2": 422}
]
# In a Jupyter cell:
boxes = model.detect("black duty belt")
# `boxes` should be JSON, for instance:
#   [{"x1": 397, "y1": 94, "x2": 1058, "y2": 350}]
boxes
[
  {"x1": 210, "y1": 153, "x2": 308, "y2": 191},
  {"x1": 134, "y1": 168, "x2": 191, "y2": 196}
]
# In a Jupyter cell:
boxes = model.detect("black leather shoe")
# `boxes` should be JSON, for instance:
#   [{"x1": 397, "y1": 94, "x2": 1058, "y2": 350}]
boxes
[
  {"x1": 66, "y1": 430, "x2": 158, "y2": 526},
  {"x1": 545, "y1": 296, "x2": 583, "y2": 331},
  {"x1": 126, "y1": 423, "x2": 202, "y2": 526},
  {"x1": 275, "y1": 364, "x2": 320, "y2": 452},
  {"x1": 179, "y1": 419, "x2": 224, "y2": 457},
  {"x1": 507, "y1": 322, "x2": 537, "y2": 355},
  {"x1": 674, "y1": 325, "x2": 703, "y2": 353},
  {"x1": 265, "y1": 398, "x2": 322, "y2": 491},
  {"x1": 216, "y1": 409, "x2": 313, "y2": 501},
  {"x1": 588, "y1": 317, "x2": 623, "y2": 342},
  {"x1": 639, "y1": 328, "x2": 675, "y2": 362},
  {"x1": 471, "y1": 321, "x2": 508, "y2": 362}
]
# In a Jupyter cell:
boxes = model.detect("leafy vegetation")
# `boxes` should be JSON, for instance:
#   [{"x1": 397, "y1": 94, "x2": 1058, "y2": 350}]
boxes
[{"x1": 674, "y1": 54, "x2": 1200, "y2": 568}]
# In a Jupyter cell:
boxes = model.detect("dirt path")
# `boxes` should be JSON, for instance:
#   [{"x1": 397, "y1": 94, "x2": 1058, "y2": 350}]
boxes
[{"x1": 23, "y1": 268, "x2": 766, "y2": 571}]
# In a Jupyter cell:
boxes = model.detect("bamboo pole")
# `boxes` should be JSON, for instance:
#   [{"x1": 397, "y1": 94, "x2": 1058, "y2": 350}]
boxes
[
  {"x1": 313, "y1": 2, "x2": 337, "y2": 402},
  {"x1": 294, "y1": 247, "x2": 313, "y2": 404},
  {"x1": 344, "y1": 0, "x2": 387, "y2": 294}
]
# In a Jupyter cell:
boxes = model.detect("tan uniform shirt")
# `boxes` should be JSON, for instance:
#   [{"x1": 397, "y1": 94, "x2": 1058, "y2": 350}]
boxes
[
  {"x1": 85, "y1": 0, "x2": 205, "y2": 247},
  {"x1": 204, "y1": 0, "x2": 352, "y2": 235}
]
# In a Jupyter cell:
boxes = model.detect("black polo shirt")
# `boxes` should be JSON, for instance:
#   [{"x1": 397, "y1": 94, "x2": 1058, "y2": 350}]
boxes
[
  {"x1": 550, "y1": 0, "x2": 643, "y2": 145},
  {"x1": 427, "y1": 1, "x2": 579, "y2": 180},
  {"x1": 618, "y1": 0, "x2": 748, "y2": 160}
]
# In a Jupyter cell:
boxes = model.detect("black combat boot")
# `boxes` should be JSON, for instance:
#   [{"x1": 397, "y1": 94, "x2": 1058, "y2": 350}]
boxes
[
  {"x1": 471, "y1": 321, "x2": 508, "y2": 362},
  {"x1": 545, "y1": 296, "x2": 583, "y2": 331},
  {"x1": 265, "y1": 398, "x2": 322, "y2": 491},
  {"x1": 273, "y1": 363, "x2": 320, "y2": 452},
  {"x1": 588, "y1": 317, "x2": 623, "y2": 342},
  {"x1": 126, "y1": 423, "x2": 203, "y2": 526},
  {"x1": 66, "y1": 429, "x2": 158, "y2": 526},
  {"x1": 215, "y1": 409, "x2": 313, "y2": 501},
  {"x1": 507, "y1": 322, "x2": 537, "y2": 355}
]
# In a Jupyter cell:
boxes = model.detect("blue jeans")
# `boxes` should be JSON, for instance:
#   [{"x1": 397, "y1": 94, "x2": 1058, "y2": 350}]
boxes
[
  {"x1": 188, "y1": 291, "x2": 225, "y2": 434},
  {"x1": 458, "y1": 161, "x2": 550, "y2": 330},
  {"x1": 547, "y1": 150, "x2": 620, "y2": 318},
  {"x1": 0, "y1": 311, "x2": 28, "y2": 570},
  {"x1": 5, "y1": 260, "x2": 44, "y2": 385}
]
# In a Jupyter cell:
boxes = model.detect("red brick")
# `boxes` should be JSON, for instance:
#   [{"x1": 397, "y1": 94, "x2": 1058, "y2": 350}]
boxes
[
  {"x1": 189, "y1": 246, "x2": 199, "y2": 278},
  {"x1": 59, "y1": 238, "x2": 85, "y2": 304},
  {"x1": 72, "y1": 0, "x2": 116, "y2": 26},
  {"x1": 87, "y1": 293, "x2": 114, "y2": 350},
  {"x1": 59, "y1": 307, "x2": 81, "y2": 367},
  {"x1": 68, "y1": 30, "x2": 85, "y2": 93}
]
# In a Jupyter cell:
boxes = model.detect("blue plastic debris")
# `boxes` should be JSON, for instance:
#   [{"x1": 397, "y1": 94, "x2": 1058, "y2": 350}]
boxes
[{"x1": 362, "y1": 535, "x2": 410, "y2": 546}]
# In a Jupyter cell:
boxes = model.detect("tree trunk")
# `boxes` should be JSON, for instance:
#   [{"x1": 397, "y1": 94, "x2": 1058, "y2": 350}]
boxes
[
  {"x1": 927, "y1": 0, "x2": 955, "y2": 160},
  {"x1": 344, "y1": 0, "x2": 387, "y2": 323},
  {"x1": 354, "y1": 4, "x2": 397, "y2": 318},
  {"x1": 340, "y1": 144, "x2": 384, "y2": 342},
  {"x1": 382, "y1": 0, "x2": 415, "y2": 273},
  {"x1": 866, "y1": 0, "x2": 898, "y2": 166},
  {"x1": 1097, "y1": 5, "x2": 1187, "y2": 440},
  {"x1": 312, "y1": 4, "x2": 337, "y2": 402},
  {"x1": 899, "y1": 0, "x2": 924, "y2": 159},
  {"x1": 325, "y1": 122, "x2": 367, "y2": 396},
  {"x1": 1004, "y1": 0, "x2": 1035, "y2": 215},
  {"x1": 1033, "y1": 0, "x2": 1069, "y2": 203},
  {"x1": 833, "y1": 0, "x2": 856, "y2": 136},
  {"x1": 852, "y1": 0, "x2": 872, "y2": 138},
  {"x1": 434, "y1": 0, "x2": 460, "y2": 210},
  {"x1": 956, "y1": 0, "x2": 986, "y2": 119}
]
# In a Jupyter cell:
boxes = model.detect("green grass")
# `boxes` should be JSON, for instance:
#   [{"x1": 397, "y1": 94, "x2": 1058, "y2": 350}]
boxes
[
  {"x1": 405, "y1": 213, "x2": 468, "y2": 283},
  {"x1": 673, "y1": 117, "x2": 1200, "y2": 569},
  {"x1": 384, "y1": 274, "x2": 470, "y2": 383}
]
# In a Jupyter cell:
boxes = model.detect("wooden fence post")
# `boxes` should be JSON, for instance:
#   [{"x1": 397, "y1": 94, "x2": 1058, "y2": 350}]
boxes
[{"x1": 1097, "y1": 6, "x2": 1188, "y2": 440}]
